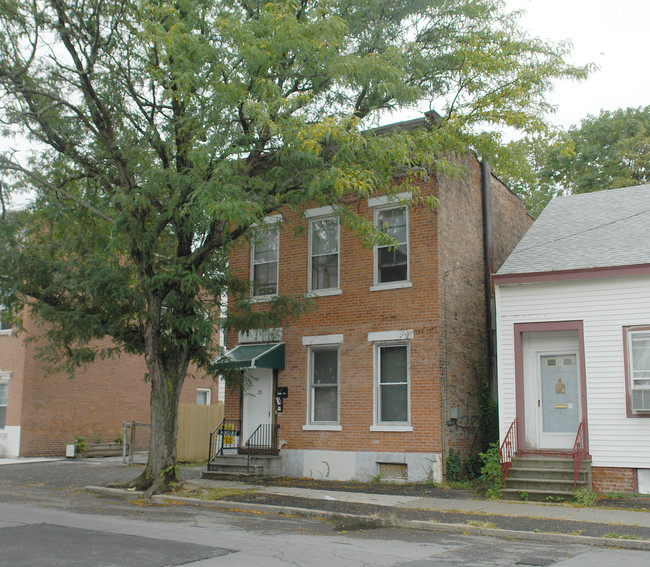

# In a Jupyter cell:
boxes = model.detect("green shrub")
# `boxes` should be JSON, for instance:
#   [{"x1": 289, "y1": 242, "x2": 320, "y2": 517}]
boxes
[
  {"x1": 479, "y1": 442, "x2": 502, "y2": 490},
  {"x1": 464, "y1": 453, "x2": 484, "y2": 480},
  {"x1": 574, "y1": 487, "x2": 600, "y2": 507},
  {"x1": 446, "y1": 448, "x2": 461, "y2": 482}
]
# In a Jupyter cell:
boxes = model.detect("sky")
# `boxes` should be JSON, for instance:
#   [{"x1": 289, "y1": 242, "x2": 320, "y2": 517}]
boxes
[{"x1": 505, "y1": 0, "x2": 649, "y2": 128}]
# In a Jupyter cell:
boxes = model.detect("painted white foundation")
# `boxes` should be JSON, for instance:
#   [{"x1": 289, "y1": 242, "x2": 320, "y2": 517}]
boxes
[
  {"x1": 0, "y1": 426, "x2": 21, "y2": 458},
  {"x1": 280, "y1": 449, "x2": 441, "y2": 483}
]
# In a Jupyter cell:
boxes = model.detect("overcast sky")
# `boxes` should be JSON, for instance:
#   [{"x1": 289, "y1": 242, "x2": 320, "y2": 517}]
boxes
[{"x1": 505, "y1": 0, "x2": 649, "y2": 128}]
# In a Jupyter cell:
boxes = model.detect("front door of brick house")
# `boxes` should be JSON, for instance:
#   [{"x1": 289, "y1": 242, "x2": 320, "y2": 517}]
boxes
[{"x1": 241, "y1": 368, "x2": 274, "y2": 445}]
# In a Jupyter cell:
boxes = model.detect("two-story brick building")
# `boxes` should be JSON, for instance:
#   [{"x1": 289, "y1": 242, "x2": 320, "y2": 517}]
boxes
[
  {"x1": 0, "y1": 312, "x2": 220, "y2": 458},
  {"x1": 217, "y1": 119, "x2": 532, "y2": 483}
]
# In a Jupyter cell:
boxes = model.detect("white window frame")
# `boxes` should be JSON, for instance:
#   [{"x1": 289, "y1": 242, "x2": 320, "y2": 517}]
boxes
[
  {"x1": 370, "y1": 202, "x2": 411, "y2": 291},
  {"x1": 369, "y1": 336, "x2": 412, "y2": 431},
  {"x1": 303, "y1": 334, "x2": 343, "y2": 431},
  {"x1": 196, "y1": 388, "x2": 212, "y2": 405},
  {"x1": 625, "y1": 326, "x2": 650, "y2": 415},
  {"x1": 250, "y1": 220, "x2": 280, "y2": 301},
  {"x1": 307, "y1": 214, "x2": 340, "y2": 295},
  {"x1": 0, "y1": 371, "x2": 10, "y2": 430}
]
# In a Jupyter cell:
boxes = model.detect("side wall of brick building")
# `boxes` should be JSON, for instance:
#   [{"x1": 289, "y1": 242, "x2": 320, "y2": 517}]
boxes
[{"x1": 0, "y1": 315, "x2": 219, "y2": 457}]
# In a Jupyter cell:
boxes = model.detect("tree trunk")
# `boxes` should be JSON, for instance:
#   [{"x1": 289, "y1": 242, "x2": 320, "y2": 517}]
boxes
[{"x1": 127, "y1": 312, "x2": 191, "y2": 495}]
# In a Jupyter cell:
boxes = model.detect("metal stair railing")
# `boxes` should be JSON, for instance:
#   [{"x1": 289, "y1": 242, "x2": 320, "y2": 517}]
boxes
[
  {"x1": 500, "y1": 418, "x2": 518, "y2": 486},
  {"x1": 208, "y1": 419, "x2": 241, "y2": 465},
  {"x1": 244, "y1": 423, "x2": 279, "y2": 473},
  {"x1": 572, "y1": 418, "x2": 588, "y2": 490}
]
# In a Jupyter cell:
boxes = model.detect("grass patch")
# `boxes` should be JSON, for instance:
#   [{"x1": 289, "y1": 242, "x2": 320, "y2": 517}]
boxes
[{"x1": 180, "y1": 487, "x2": 249, "y2": 501}]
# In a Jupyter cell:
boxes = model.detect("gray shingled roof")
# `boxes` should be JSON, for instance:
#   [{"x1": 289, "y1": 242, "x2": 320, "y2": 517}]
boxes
[{"x1": 497, "y1": 184, "x2": 650, "y2": 275}]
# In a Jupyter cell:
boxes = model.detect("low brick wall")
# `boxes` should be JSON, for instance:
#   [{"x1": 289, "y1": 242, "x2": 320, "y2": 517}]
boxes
[{"x1": 592, "y1": 466, "x2": 636, "y2": 493}]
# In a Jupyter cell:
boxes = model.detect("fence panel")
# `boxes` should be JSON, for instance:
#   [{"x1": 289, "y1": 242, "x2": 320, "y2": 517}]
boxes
[{"x1": 177, "y1": 402, "x2": 224, "y2": 462}]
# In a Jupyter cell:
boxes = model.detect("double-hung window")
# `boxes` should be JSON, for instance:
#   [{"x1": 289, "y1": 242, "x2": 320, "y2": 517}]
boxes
[
  {"x1": 368, "y1": 329, "x2": 412, "y2": 430},
  {"x1": 375, "y1": 205, "x2": 409, "y2": 285},
  {"x1": 0, "y1": 307, "x2": 11, "y2": 335},
  {"x1": 309, "y1": 347, "x2": 339, "y2": 424},
  {"x1": 309, "y1": 217, "x2": 339, "y2": 292},
  {"x1": 377, "y1": 344, "x2": 409, "y2": 423},
  {"x1": 626, "y1": 327, "x2": 650, "y2": 414},
  {"x1": 251, "y1": 224, "x2": 279, "y2": 298},
  {"x1": 0, "y1": 372, "x2": 9, "y2": 429}
]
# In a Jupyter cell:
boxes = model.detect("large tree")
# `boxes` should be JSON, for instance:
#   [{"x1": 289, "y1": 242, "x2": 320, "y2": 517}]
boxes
[
  {"x1": 0, "y1": 0, "x2": 586, "y2": 493},
  {"x1": 493, "y1": 106, "x2": 650, "y2": 216}
]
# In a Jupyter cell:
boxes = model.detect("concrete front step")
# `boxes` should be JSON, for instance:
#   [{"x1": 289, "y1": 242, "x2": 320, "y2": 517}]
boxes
[
  {"x1": 501, "y1": 488, "x2": 575, "y2": 502},
  {"x1": 205, "y1": 454, "x2": 282, "y2": 479},
  {"x1": 503, "y1": 455, "x2": 591, "y2": 500}
]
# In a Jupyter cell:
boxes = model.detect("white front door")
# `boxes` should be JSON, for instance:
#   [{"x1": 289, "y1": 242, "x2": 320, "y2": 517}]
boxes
[
  {"x1": 538, "y1": 351, "x2": 580, "y2": 449},
  {"x1": 241, "y1": 368, "x2": 274, "y2": 444},
  {"x1": 522, "y1": 331, "x2": 582, "y2": 450}
]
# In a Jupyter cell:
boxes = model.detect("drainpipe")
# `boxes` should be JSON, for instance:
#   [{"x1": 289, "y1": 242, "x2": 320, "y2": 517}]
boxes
[{"x1": 480, "y1": 160, "x2": 496, "y2": 396}]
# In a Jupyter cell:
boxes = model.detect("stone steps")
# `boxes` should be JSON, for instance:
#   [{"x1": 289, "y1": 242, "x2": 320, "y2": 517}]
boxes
[
  {"x1": 204, "y1": 454, "x2": 281, "y2": 480},
  {"x1": 503, "y1": 455, "x2": 591, "y2": 501}
]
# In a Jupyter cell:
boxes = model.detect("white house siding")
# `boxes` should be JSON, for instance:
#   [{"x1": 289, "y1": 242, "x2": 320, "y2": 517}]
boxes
[{"x1": 496, "y1": 275, "x2": 650, "y2": 469}]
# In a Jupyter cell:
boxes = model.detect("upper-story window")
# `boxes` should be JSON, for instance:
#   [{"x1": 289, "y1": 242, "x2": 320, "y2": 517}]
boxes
[
  {"x1": 309, "y1": 217, "x2": 339, "y2": 292},
  {"x1": 375, "y1": 205, "x2": 408, "y2": 285},
  {"x1": 626, "y1": 326, "x2": 650, "y2": 415},
  {"x1": 0, "y1": 307, "x2": 11, "y2": 334},
  {"x1": 251, "y1": 224, "x2": 279, "y2": 298}
]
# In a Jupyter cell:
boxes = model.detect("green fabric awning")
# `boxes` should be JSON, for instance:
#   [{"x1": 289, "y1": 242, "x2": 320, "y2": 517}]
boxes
[{"x1": 223, "y1": 342, "x2": 285, "y2": 370}]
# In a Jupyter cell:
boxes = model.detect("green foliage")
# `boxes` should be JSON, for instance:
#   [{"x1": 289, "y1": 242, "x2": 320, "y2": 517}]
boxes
[
  {"x1": 490, "y1": 106, "x2": 650, "y2": 217},
  {"x1": 479, "y1": 442, "x2": 502, "y2": 490},
  {"x1": 477, "y1": 378, "x2": 499, "y2": 451},
  {"x1": 517, "y1": 490, "x2": 528, "y2": 501},
  {"x1": 446, "y1": 448, "x2": 462, "y2": 482},
  {"x1": 0, "y1": 0, "x2": 588, "y2": 492},
  {"x1": 74, "y1": 435, "x2": 87, "y2": 454},
  {"x1": 573, "y1": 487, "x2": 600, "y2": 507},
  {"x1": 464, "y1": 454, "x2": 484, "y2": 481}
]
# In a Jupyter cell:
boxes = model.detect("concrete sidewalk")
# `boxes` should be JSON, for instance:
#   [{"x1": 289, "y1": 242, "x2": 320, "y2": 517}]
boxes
[{"x1": 87, "y1": 477, "x2": 650, "y2": 550}]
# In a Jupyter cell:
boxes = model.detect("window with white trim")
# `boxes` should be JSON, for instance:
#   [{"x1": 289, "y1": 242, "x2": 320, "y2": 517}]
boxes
[
  {"x1": 626, "y1": 327, "x2": 650, "y2": 414},
  {"x1": 309, "y1": 217, "x2": 339, "y2": 291},
  {"x1": 375, "y1": 206, "x2": 408, "y2": 284},
  {"x1": 376, "y1": 343, "x2": 409, "y2": 424},
  {"x1": 0, "y1": 373, "x2": 9, "y2": 429},
  {"x1": 251, "y1": 225, "x2": 279, "y2": 297},
  {"x1": 196, "y1": 388, "x2": 211, "y2": 405},
  {"x1": 309, "y1": 346, "x2": 339, "y2": 423}
]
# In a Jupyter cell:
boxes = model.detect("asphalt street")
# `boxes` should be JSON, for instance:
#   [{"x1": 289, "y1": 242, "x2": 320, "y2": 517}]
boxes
[{"x1": 1, "y1": 458, "x2": 650, "y2": 566}]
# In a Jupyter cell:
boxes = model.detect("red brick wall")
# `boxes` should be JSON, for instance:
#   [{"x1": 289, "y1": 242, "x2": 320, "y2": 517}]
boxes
[
  {"x1": 592, "y1": 467, "x2": 637, "y2": 494},
  {"x1": 1, "y1": 316, "x2": 217, "y2": 457},
  {"x1": 225, "y1": 153, "x2": 530, "y2": 472},
  {"x1": 227, "y1": 177, "x2": 443, "y2": 454},
  {"x1": 436, "y1": 155, "x2": 487, "y2": 462}
]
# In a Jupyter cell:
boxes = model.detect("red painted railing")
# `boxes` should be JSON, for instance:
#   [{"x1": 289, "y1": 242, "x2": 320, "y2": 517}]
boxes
[
  {"x1": 572, "y1": 418, "x2": 587, "y2": 490},
  {"x1": 500, "y1": 418, "x2": 518, "y2": 485}
]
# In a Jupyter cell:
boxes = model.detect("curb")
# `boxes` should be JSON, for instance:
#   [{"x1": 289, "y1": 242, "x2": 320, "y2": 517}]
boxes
[{"x1": 84, "y1": 486, "x2": 650, "y2": 551}]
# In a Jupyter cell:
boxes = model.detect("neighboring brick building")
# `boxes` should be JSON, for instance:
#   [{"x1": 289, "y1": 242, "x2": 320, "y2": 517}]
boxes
[
  {"x1": 0, "y1": 313, "x2": 220, "y2": 458},
  {"x1": 221, "y1": 120, "x2": 532, "y2": 483}
]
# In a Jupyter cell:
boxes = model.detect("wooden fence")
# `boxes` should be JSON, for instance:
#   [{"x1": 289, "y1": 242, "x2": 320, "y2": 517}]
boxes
[{"x1": 176, "y1": 402, "x2": 224, "y2": 462}]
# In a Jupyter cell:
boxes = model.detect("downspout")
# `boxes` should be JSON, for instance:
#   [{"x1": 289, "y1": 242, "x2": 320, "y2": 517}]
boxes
[{"x1": 480, "y1": 160, "x2": 496, "y2": 396}]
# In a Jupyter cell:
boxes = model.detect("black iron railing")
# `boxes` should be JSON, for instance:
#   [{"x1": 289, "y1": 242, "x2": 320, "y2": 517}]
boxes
[
  {"x1": 245, "y1": 423, "x2": 279, "y2": 472},
  {"x1": 208, "y1": 419, "x2": 241, "y2": 463}
]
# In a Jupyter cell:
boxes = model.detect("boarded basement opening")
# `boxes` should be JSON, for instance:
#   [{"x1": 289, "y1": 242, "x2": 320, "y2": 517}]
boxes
[{"x1": 377, "y1": 462, "x2": 407, "y2": 481}]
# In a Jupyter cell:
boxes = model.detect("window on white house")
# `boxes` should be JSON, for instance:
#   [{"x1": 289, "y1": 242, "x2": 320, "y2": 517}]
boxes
[
  {"x1": 375, "y1": 206, "x2": 408, "y2": 284},
  {"x1": 377, "y1": 344, "x2": 409, "y2": 423},
  {"x1": 627, "y1": 328, "x2": 650, "y2": 414},
  {"x1": 0, "y1": 382, "x2": 7, "y2": 428},
  {"x1": 309, "y1": 217, "x2": 339, "y2": 291},
  {"x1": 251, "y1": 225, "x2": 279, "y2": 297},
  {"x1": 196, "y1": 388, "x2": 211, "y2": 405},
  {"x1": 309, "y1": 347, "x2": 339, "y2": 423}
]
